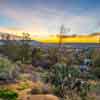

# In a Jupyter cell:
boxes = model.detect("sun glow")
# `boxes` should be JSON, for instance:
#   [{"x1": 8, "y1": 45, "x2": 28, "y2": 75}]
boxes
[{"x1": 32, "y1": 34, "x2": 100, "y2": 43}]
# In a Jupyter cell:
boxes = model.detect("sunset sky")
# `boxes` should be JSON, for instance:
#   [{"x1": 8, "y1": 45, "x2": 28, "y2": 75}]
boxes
[{"x1": 0, "y1": 0, "x2": 100, "y2": 37}]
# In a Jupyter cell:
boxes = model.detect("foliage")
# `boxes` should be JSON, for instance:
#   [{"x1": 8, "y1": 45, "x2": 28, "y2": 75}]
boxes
[
  {"x1": 18, "y1": 32, "x2": 32, "y2": 64},
  {"x1": 47, "y1": 48, "x2": 58, "y2": 65},
  {"x1": 0, "y1": 89, "x2": 18, "y2": 100},
  {"x1": 18, "y1": 81, "x2": 30, "y2": 90},
  {"x1": 91, "y1": 49, "x2": 100, "y2": 67},
  {"x1": 30, "y1": 83, "x2": 52, "y2": 95},
  {"x1": 0, "y1": 42, "x2": 21, "y2": 61},
  {"x1": 79, "y1": 82, "x2": 90, "y2": 100},
  {"x1": 50, "y1": 62, "x2": 68, "y2": 86},
  {"x1": 30, "y1": 87, "x2": 42, "y2": 94},
  {"x1": 90, "y1": 84, "x2": 100, "y2": 93},
  {"x1": 50, "y1": 63, "x2": 80, "y2": 86},
  {"x1": 49, "y1": 62, "x2": 91, "y2": 99},
  {"x1": 0, "y1": 33, "x2": 32, "y2": 64},
  {"x1": 93, "y1": 55, "x2": 100, "y2": 67},
  {"x1": 87, "y1": 74, "x2": 97, "y2": 80},
  {"x1": 32, "y1": 47, "x2": 47, "y2": 67},
  {"x1": 39, "y1": 71, "x2": 49, "y2": 83},
  {"x1": 52, "y1": 85, "x2": 61, "y2": 96},
  {"x1": 41, "y1": 83, "x2": 53, "y2": 94},
  {"x1": 68, "y1": 67, "x2": 80, "y2": 78},
  {"x1": 0, "y1": 57, "x2": 20, "y2": 81},
  {"x1": 92, "y1": 67, "x2": 100, "y2": 79},
  {"x1": 18, "y1": 73, "x2": 31, "y2": 81}
]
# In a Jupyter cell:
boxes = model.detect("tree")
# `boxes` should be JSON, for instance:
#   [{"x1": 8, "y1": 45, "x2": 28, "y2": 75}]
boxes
[{"x1": 19, "y1": 32, "x2": 32, "y2": 64}]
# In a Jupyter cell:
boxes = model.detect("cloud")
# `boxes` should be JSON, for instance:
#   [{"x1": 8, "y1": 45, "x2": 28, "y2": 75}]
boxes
[
  {"x1": 62, "y1": 15, "x2": 98, "y2": 35},
  {"x1": 0, "y1": 2, "x2": 64, "y2": 35},
  {"x1": 0, "y1": 26, "x2": 24, "y2": 35},
  {"x1": 0, "y1": 0, "x2": 100, "y2": 37}
]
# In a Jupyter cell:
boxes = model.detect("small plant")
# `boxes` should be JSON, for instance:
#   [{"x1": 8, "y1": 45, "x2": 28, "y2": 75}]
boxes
[
  {"x1": 30, "y1": 87, "x2": 42, "y2": 94},
  {"x1": 42, "y1": 84, "x2": 53, "y2": 94},
  {"x1": 18, "y1": 81, "x2": 30, "y2": 90},
  {"x1": 18, "y1": 73, "x2": 31, "y2": 81},
  {"x1": 0, "y1": 89, "x2": 18, "y2": 100},
  {"x1": 50, "y1": 62, "x2": 67, "y2": 86},
  {"x1": 52, "y1": 85, "x2": 61, "y2": 96},
  {"x1": 92, "y1": 67, "x2": 100, "y2": 79},
  {"x1": 90, "y1": 84, "x2": 100, "y2": 94},
  {"x1": 0, "y1": 57, "x2": 20, "y2": 81},
  {"x1": 67, "y1": 67, "x2": 80, "y2": 78}
]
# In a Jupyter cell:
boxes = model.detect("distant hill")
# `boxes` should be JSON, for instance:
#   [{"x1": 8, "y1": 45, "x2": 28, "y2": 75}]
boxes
[
  {"x1": 0, "y1": 32, "x2": 100, "y2": 44},
  {"x1": 90, "y1": 32, "x2": 100, "y2": 36}
]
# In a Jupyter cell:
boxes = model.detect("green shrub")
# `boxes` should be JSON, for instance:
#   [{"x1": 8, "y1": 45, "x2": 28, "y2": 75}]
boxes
[
  {"x1": 0, "y1": 89, "x2": 18, "y2": 100},
  {"x1": 42, "y1": 84, "x2": 53, "y2": 94},
  {"x1": 0, "y1": 57, "x2": 20, "y2": 81},
  {"x1": 18, "y1": 81, "x2": 30, "y2": 90},
  {"x1": 87, "y1": 74, "x2": 97, "y2": 80},
  {"x1": 92, "y1": 67, "x2": 100, "y2": 79},
  {"x1": 92, "y1": 50, "x2": 100, "y2": 67},
  {"x1": 40, "y1": 71, "x2": 49, "y2": 83},
  {"x1": 18, "y1": 73, "x2": 31, "y2": 81},
  {"x1": 49, "y1": 62, "x2": 90, "y2": 99},
  {"x1": 67, "y1": 67, "x2": 80, "y2": 78},
  {"x1": 50, "y1": 62, "x2": 67, "y2": 86},
  {"x1": 30, "y1": 87, "x2": 42, "y2": 94},
  {"x1": 52, "y1": 85, "x2": 61, "y2": 96},
  {"x1": 90, "y1": 84, "x2": 100, "y2": 93},
  {"x1": 50, "y1": 63, "x2": 80, "y2": 86}
]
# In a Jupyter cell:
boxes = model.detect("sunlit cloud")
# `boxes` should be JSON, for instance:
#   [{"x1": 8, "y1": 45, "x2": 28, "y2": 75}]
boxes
[{"x1": 0, "y1": 0, "x2": 100, "y2": 37}]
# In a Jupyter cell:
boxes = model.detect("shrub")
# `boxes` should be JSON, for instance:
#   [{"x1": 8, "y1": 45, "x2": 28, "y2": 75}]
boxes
[
  {"x1": 42, "y1": 84, "x2": 53, "y2": 94},
  {"x1": 90, "y1": 84, "x2": 100, "y2": 94},
  {"x1": 87, "y1": 74, "x2": 97, "y2": 80},
  {"x1": 40, "y1": 71, "x2": 49, "y2": 83},
  {"x1": 0, "y1": 89, "x2": 18, "y2": 100},
  {"x1": 0, "y1": 57, "x2": 20, "y2": 81},
  {"x1": 52, "y1": 85, "x2": 61, "y2": 96},
  {"x1": 49, "y1": 62, "x2": 90, "y2": 99},
  {"x1": 50, "y1": 62, "x2": 68, "y2": 86},
  {"x1": 92, "y1": 67, "x2": 100, "y2": 79},
  {"x1": 67, "y1": 67, "x2": 80, "y2": 78},
  {"x1": 18, "y1": 73, "x2": 31, "y2": 81},
  {"x1": 18, "y1": 81, "x2": 30, "y2": 90},
  {"x1": 30, "y1": 83, "x2": 52, "y2": 95},
  {"x1": 30, "y1": 87, "x2": 42, "y2": 94},
  {"x1": 50, "y1": 63, "x2": 80, "y2": 86}
]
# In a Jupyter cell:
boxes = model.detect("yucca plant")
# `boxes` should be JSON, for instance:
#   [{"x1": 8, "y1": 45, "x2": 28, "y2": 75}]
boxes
[{"x1": 50, "y1": 62, "x2": 68, "y2": 86}]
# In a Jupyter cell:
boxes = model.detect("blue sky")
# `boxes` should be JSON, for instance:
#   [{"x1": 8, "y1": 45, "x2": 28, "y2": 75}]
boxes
[{"x1": 0, "y1": 0, "x2": 100, "y2": 36}]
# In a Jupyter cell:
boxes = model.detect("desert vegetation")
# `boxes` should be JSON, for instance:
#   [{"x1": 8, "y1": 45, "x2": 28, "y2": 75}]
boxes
[{"x1": 0, "y1": 35, "x2": 100, "y2": 100}]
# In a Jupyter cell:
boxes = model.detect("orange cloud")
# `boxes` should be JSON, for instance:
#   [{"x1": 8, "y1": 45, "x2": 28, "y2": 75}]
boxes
[{"x1": 0, "y1": 26, "x2": 23, "y2": 36}]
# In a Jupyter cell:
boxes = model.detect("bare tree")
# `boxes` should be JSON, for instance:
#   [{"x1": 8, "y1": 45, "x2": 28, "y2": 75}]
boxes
[{"x1": 59, "y1": 25, "x2": 70, "y2": 49}]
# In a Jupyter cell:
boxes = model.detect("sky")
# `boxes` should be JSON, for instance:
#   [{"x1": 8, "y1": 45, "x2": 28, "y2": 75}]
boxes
[{"x1": 0, "y1": 0, "x2": 100, "y2": 37}]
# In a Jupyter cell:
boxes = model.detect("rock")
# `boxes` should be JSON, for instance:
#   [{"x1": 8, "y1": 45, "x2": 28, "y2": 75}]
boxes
[{"x1": 29, "y1": 95, "x2": 59, "y2": 100}]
